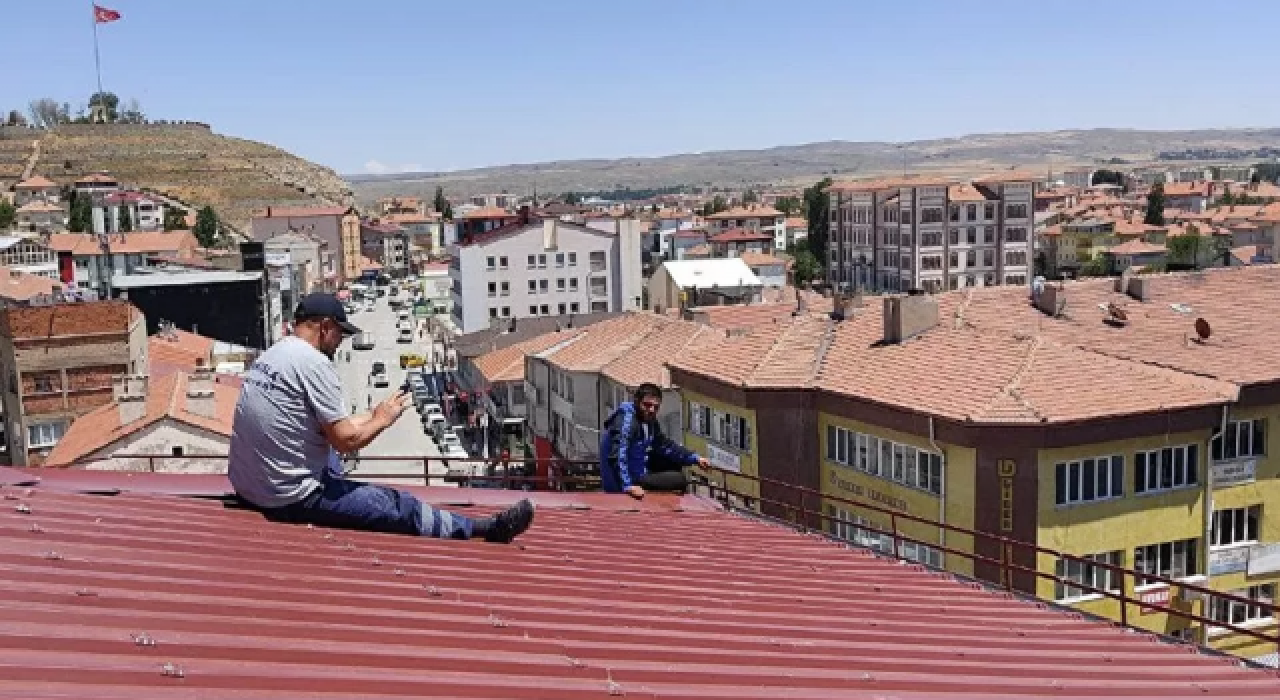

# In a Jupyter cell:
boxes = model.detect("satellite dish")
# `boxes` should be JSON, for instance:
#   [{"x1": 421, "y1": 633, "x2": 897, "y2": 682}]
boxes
[{"x1": 1194, "y1": 317, "x2": 1212, "y2": 341}]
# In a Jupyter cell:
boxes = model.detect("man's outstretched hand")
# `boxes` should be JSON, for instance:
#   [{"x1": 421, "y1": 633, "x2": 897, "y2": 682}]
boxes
[
  {"x1": 696, "y1": 456, "x2": 712, "y2": 468},
  {"x1": 624, "y1": 485, "x2": 646, "y2": 500},
  {"x1": 374, "y1": 391, "x2": 411, "y2": 425}
]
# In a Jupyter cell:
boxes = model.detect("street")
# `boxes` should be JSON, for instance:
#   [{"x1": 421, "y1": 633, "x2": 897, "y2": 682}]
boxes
[{"x1": 335, "y1": 292, "x2": 453, "y2": 486}]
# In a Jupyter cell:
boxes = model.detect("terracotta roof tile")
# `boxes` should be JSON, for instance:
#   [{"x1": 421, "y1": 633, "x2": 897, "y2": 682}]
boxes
[
  {"x1": 1107, "y1": 240, "x2": 1167, "y2": 255},
  {"x1": 705, "y1": 205, "x2": 783, "y2": 220},
  {"x1": 601, "y1": 320, "x2": 717, "y2": 389},
  {"x1": 13, "y1": 175, "x2": 57, "y2": 189},
  {"x1": 0, "y1": 267, "x2": 63, "y2": 302},
  {"x1": 460, "y1": 205, "x2": 518, "y2": 220},
  {"x1": 738, "y1": 251, "x2": 785, "y2": 267},
  {"x1": 148, "y1": 329, "x2": 217, "y2": 376},
  {"x1": 472, "y1": 328, "x2": 584, "y2": 384},
  {"x1": 47, "y1": 231, "x2": 198, "y2": 256},
  {"x1": 828, "y1": 176, "x2": 952, "y2": 193},
  {"x1": 543, "y1": 313, "x2": 670, "y2": 373},
  {"x1": 253, "y1": 206, "x2": 351, "y2": 218},
  {"x1": 707, "y1": 228, "x2": 774, "y2": 243},
  {"x1": 947, "y1": 184, "x2": 995, "y2": 202}
]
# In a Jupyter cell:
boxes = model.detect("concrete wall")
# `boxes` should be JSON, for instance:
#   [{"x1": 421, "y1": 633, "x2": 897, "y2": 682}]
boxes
[{"x1": 86, "y1": 420, "x2": 230, "y2": 473}]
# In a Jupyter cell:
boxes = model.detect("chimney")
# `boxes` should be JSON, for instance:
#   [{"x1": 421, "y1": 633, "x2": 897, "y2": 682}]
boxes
[
  {"x1": 543, "y1": 218, "x2": 557, "y2": 250},
  {"x1": 1033, "y1": 284, "x2": 1062, "y2": 316},
  {"x1": 113, "y1": 374, "x2": 149, "y2": 425},
  {"x1": 519, "y1": 205, "x2": 531, "y2": 225},
  {"x1": 266, "y1": 206, "x2": 273, "y2": 218},
  {"x1": 883, "y1": 293, "x2": 939, "y2": 344},
  {"x1": 185, "y1": 363, "x2": 216, "y2": 418},
  {"x1": 1126, "y1": 276, "x2": 1150, "y2": 301}
]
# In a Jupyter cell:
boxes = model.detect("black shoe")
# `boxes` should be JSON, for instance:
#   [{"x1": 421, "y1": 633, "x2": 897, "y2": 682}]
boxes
[{"x1": 483, "y1": 499, "x2": 534, "y2": 544}]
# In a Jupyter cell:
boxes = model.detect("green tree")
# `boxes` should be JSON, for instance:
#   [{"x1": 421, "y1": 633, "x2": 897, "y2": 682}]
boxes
[
  {"x1": 67, "y1": 191, "x2": 92, "y2": 232},
  {"x1": 117, "y1": 205, "x2": 132, "y2": 232},
  {"x1": 163, "y1": 207, "x2": 187, "y2": 231},
  {"x1": 775, "y1": 196, "x2": 802, "y2": 216},
  {"x1": 193, "y1": 206, "x2": 220, "y2": 247},
  {"x1": 802, "y1": 177, "x2": 833, "y2": 257},
  {"x1": 562, "y1": 191, "x2": 582, "y2": 205},
  {"x1": 742, "y1": 189, "x2": 759, "y2": 204},
  {"x1": 1166, "y1": 234, "x2": 1201, "y2": 267},
  {"x1": 1078, "y1": 256, "x2": 1108, "y2": 277},
  {"x1": 1144, "y1": 182, "x2": 1165, "y2": 226},
  {"x1": 1219, "y1": 184, "x2": 1233, "y2": 206},
  {"x1": 0, "y1": 199, "x2": 15, "y2": 229},
  {"x1": 432, "y1": 186, "x2": 453, "y2": 220},
  {"x1": 1091, "y1": 169, "x2": 1125, "y2": 186},
  {"x1": 790, "y1": 249, "x2": 820, "y2": 288},
  {"x1": 88, "y1": 92, "x2": 119, "y2": 122},
  {"x1": 1254, "y1": 162, "x2": 1280, "y2": 182}
]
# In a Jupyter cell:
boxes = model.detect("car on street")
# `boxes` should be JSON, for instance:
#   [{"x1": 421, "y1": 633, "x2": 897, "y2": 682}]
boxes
[
  {"x1": 370, "y1": 361, "x2": 389, "y2": 387},
  {"x1": 352, "y1": 333, "x2": 375, "y2": 351},
  {"x1": 421, "y1": 402, "x2": 443, "y2": 417},
  {"x1": 423, "y1": 414, "x2": 447, "y2": 435},
  {"x1": 363, "y1": 300, "x2": 376, "y2": 312},
  {"x1": 397, "y1": 327, "x2": 413, "y2": 343},
  {"x1": 439, "y1": 432, "x2": 463, "y2": 452}
]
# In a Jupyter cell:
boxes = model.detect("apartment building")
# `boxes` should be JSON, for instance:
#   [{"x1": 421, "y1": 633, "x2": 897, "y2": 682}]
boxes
[
  {"x1": 448, "y1": 218, "x2": 643, "y2": 335},
  {"x1": 11, "y1": 175, "x2": 61, "y2": 208},
  {"x1": 249, "y1": 206, "x2": 360, "y2": 282},
  {"x1": 359, "y1": 219, "x2": 410, "y2": 278},
  {"x1": 0, "y1": 300, "x2": 148, "y2": 466},
  {"x1": 704, "y1": 205, "x2": 785, "y2": 248},
  {"x1": 48, "y1": 231, "x2": 200, "y2": 297},
  {"x1": 667, "y1": 266, "x2": 1280, "y2": 663},
  {"x1": 826, "y1": 175, "x2": 1034, "y2": 293},
  {"x1": 0, "y1": 235, "x2": 59, "y2": 279}
]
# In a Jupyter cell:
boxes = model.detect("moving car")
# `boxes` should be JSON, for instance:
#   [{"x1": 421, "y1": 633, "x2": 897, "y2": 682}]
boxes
[
  {"x1": 423, "y1": 414, "x2": 446, "y2": 435},
  {"x1": 397, "y1": 327, "x2": 413, "y2": 343},
  {"x1": 370, "y1": 361, "x2": 389, "y2": 388},
  {"x1": 352, "y1": 333, "x2": 375, "y2": 351},
  {"x1": 439, "y1": 433, "x2": 463, "y2": 452},
  {"x1": 399, "y1": 353, "x2": 424, "y2": 369},
  {"x1": 363, "y1": 300, "x2": 376, "y2": 312}
]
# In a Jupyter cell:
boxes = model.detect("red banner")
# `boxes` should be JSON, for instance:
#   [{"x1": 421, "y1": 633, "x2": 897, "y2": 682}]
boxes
[{"x1": 93, "y1": 4, "x2": 122, "y2": 23}]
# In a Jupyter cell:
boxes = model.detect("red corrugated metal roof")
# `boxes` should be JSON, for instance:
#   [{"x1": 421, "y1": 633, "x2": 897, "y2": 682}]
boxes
[{"x1": 2, "y1": 468, "x2": 1278, "y2": 698}]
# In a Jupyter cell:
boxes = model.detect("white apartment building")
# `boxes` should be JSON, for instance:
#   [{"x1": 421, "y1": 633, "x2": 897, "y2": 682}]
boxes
[
  {"x1": 448, "y1": 218, "x2": 643, "y2": 335},
  {"x1": 826, "y1": 176, "x2": 1035, "y2": 293},
  {"x1": 704, "y1": 205, "x2": 786, "y2": 249}
]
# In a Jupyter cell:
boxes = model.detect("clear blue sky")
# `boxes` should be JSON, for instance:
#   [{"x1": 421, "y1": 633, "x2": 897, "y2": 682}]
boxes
[{"x1": 7, "y1": 1, "x2": 1280, "y2": 175}]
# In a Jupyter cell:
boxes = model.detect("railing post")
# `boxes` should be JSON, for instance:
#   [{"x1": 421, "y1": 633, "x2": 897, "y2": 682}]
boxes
[
  {"x1": 148, "y1": 455, "x2": 155, "y2": 473},
  {"x1": 1001, "y1": 543, "x2": 1012, "y2": 591},
  {"x1": 422, "y1": 457, "x2": 430, "y2": 486},
  {"x1": 798, "y1": 490, "x2": 807, "y2": 534},
  {"x1": 890, "y1": 512, "x2": 900, "y2": 560},
  {"x1": 1118, "y1": 569, "x2": 1128, "y2": 628}
]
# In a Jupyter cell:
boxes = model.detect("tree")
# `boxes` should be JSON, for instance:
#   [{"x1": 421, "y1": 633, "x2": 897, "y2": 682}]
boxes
[
  {"x1": 432, "y1": 185, "x2": 453, "y2": 220},
  {"x1": 1219, "y1": 184, "x2": 1233, "y2": 206},
  {"x1": 27, "y1": 98, "x2": 62, "y2": 129},
  {"x1": 88, "y1": 92, "x2": 120, "y2": 122},
  {"x1": 1091, "y1": 169, "x2": 1124, "y2": 187},
  {"x1": 67, "y1": 191, "x2": 92, "y2": 232},
  {"x1": 802, "y1": 177, "x2": 833, "y2": 258},
  {"x1": 4, "y1": 110, "x2": 27, "y2": 127},
  {"x1": 698, "y1": 195, "x2": 728, "y2": 217},
  {"x1": 1144, "y1": 183, "x2": 1165, "y2": 226},
  {"x1": 193, "y1": 206, "x2": 220, "y2": 247},
  {"x1": 562, "y1": 191, "x2": 582, "y2": 205},
  {"x1": 163, "y1": 207, "x2": 188, "y2": 231},
  {"x1": 1166, "y1": 234, "x2": 1201, "y2": 267},
  {"x1": 790, "y1": 249, "x2": 820, "y2": 288},
  {"x1": 117, "y1": 205, "x2": 133, "y2": 233},
  {"x1": 1078, "y1": 256, "x2": 1108, "y2": 277},
  {"x1": 775, "y1": 196, "x2": 802, "y2": 216},
  {"x1": 0, "y1": 200, "x2": 15, "y2": 230},
  {"x1": 742, "y1": 189, "x2": 759, "y2": 204}
]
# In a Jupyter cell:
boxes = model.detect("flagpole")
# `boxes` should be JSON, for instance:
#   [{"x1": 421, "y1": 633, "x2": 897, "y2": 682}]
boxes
[{"x1": 91, "y1": 3, "x2": 104, "y2": 96}]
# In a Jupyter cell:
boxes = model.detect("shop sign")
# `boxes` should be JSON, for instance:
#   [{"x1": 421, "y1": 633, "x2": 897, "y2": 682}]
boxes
[
  {"x1": 1248, "y1": 543, "x2": 1280, "y2": 576},
  {"x1": 1212, "y1": 459, "x2": 1256, "y2": 487},
  {"x1": 1138, "y1": 587, "x2": 1170, "y2": 615},
  {"x1": 1209, "y1": 546, "x2": 1250, "y2": 575},
  {"x1": 708, "y1": 444, "x2": 741, "y2": 473}
]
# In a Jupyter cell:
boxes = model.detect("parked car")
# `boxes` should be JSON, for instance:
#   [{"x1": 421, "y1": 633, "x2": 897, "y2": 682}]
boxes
[
  {"x1": 439, "y1": 432, "x2": 463, "y2": 452},
  {"x1": 422, "y1": 402, "x2": 443, "y2": 418},
  {"x1": 370, "y1": 361, "x2": 389, "y2": 388},
  {"x1": 352, "y1": 333, "x2": 375, "y2": 350},
  {"x1": 423, "y1": 414, "x2": 447, "y2": 434},
  {"x1": 397, "y1": 328, "x2": 413, "y2": 343}
]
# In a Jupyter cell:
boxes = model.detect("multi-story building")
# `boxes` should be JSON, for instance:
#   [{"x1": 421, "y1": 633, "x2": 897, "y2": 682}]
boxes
[
  {"x1": 14, "y1": 201, "x2": 64, "y2": 233},
  {"x1": 249, "y1": 206, "x2": 360, "y2": 283},
  {"x1": 0, "y1": 235, "x2": 59, "y2": 279},
  {"x1": 94, "y1": 190, "x2": 167, "y2": 232},
  {"x1": 359, "y1": 219, "x2": 410, "y2": 278},
  {"x1": 0, "y1": 300, "x2": 148, "y2": 466},
  {"x1": 48, "y1": 231, "x2": 200, "y2": 298},
  {"x1": 704, "y1": 205, "x2": 785, "y2": 248},
  {"x1": 667, "y1": 266, "x2": 1280, "y2": 664},
  {"x1": 448, "y1": 217, "x2": 643, "y2": 334},
  {"x1": 0, "y1": 267, "x2": 65, "y2": 306},
  {"x1": 455, "y1": 207, "x2": 521, "y2": 245},
  {"x1": 263, "y1": 229, "x2": 335, "y2": 294},
  {"x1": 826, "y1": 175, "x2": 1034, "y2": 293},
  {"x1": 707, "y1": 228, "x2": 774, "y2": 258},
  {"x1": 11, "y1": 175, "x2": 61, "y2": 208},
  {"x1": 1059, "y1": 168, "x2": 1094, "y2": 189},
  {"x1": 109, "y1": 267, "x2": 272, "y2": 350},
  {"x1": 647, "y1": 258, "x2": 763, "y2": 313}
]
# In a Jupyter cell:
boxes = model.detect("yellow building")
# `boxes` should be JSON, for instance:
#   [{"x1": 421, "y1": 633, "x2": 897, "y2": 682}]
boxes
[{"x1": 668, "y1": 267, "x2": 1280, "y2": 662}]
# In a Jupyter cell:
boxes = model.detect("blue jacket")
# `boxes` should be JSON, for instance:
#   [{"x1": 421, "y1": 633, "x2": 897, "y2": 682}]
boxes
[{"x1": 599, "y1": 401, "x2": 698, "y2": 493}]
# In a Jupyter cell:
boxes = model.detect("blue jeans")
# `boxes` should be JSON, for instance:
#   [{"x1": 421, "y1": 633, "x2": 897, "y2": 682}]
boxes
[{"x1": 261, "y1": 476, "x2": 475, "y2": 539}]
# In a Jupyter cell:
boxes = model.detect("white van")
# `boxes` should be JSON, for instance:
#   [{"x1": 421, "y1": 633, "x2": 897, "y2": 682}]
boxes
[{"x1": 397, "y1": 327, "x2": 413, "y2": 343}]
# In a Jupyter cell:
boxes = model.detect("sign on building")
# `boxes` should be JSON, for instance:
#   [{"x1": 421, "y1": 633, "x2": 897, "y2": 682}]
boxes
[
  {"x1": 707, "y1": 444, "x2": 741, "y2": 473},
  {"x1": 1209, "y1": 546, "x2": 1250, "y2": 575},
  {"x1": 1212, "y1": 459, "x2": 1256, "y2": 487},
  {"x1": 1248, "y1": 543, "x2": 1280, "y2": 576},
  {"x1": 1138, "y1": 587, "x2": 1170, "y2": 615}
]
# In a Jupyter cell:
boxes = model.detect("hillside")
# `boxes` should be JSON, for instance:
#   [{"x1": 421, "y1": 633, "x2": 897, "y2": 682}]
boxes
[
  {"x1": 1, "y1": 123, "x2": 352, "y2": 234},
  {"x1": 349, "y1": 127, "x2": 1280, "y2": 201}
]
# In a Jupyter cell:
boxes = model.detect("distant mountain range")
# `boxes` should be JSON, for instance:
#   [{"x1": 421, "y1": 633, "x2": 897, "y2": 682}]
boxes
[{"x1": 347, "y1": 127, "x2": 1280, "y2": 202}]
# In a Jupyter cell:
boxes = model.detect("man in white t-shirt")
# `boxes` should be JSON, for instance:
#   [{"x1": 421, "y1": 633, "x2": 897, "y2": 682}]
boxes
[{"x1": 228, "y1": 293, "x2": 533, "y2": 542}]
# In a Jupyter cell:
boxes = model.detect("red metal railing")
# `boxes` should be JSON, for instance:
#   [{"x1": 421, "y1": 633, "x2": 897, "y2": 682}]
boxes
[
  {"x1": 689, "y1": 465, "x2": 1280, "y2": 661},
  {"x1": 35, "y1": 453, "x2": 1280, "y2": 662}
]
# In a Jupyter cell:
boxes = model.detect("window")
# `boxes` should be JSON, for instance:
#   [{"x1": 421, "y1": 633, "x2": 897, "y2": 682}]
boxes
[
  {"x1": 983, "y1": 249, "x2": 995, "y2": 267},
  {"x1": 556, "y1": 253, "x2": 565, "y2": 267},
  {"x1": 983, "y1": 226, "x2": 995, "y2": 243},
  {"x1": 487, "y1": 282, "x2": 497, "y2": 297},
  {"x1": 1209, "y1": 584, "x2": 1276, "y2": 627},
  {"x1": 171, "y1": 446, "x2": 184, "y2": 457},
  {"x1": 984, "y1": 203, "x2": 995, "y2": 219},
  {"x1": 527, "y1": 280, "x2": 537, "y2": 293},
  {"x1": 589, "y1": 251, "x2": 606, "y2": 271},
  {"x1": 826, "y1": 506, "x2": 943, "y2": 567},
  {"x1": 590, "y1": 276, "x2": 607, "y2": 297},
  {"x1": 529, "y1": 305, "x2": 539, "y2": 315},
  {"x1": 568, "y1": 252, "x2": 577, "y2": 266},
  {"x1": 1134, "y1": 538, "x2": 1200, "y2": 586},
  {"x1": 537, "y1": 254, "x2": 547, "y2": 268},
  {"x1": 539, "y1": 279, "x2": 549, "y2": 293},
  {"x1": 527, "y1": 254, "x2": 536, "y2": 269},
  {"x1": 558, "y1": 303, "x2": 567, "y2": 315},
  {"x1": 1005, "y1": 203, "x2": 1028, "y2": 219},
  {"x1": 949, "y1": 206, "x2": 960, "y2": 222},
  {"x1": 966, "y1": 227, "x2": 976, "y2": 244},
  {"x1": 1055, "y1": 456, "x2": 1124, "y2": 505},
  {"x1": 501, "y1": 306, "x2": 510, "y2": 317},
  {"x1": 26, "y1": 422, "x2": 66, "y2": 448},
  {"x1": 1004, "y1": 227, "x2": 1028, "y2": 243},
  {"x1": 688, "y1": 401, "x2": 752, "y2": 452},
  {"x1": 1212, "y1": 418, "x2": 1266, "y2": 461},
  {"x1": 500, "y1": 281, "x2": 509, "y2": 296},
  {"x1": 920, "y1": 208, "x2": 943, "y2": 224},
  {"x1": 1004, "y1": 251, "x2": 1027, "y2": 266},
  {"x1": 591, "y1": 301, "x2": 609, "y2": 312},
  {"x1": 920, "y1": 255, "x2": 943, "y2": 271},
  {"x1": 1005, "y1": 274, "x2": 1027, "y2": 285},
  {"x1": 920, "y1": 232, "x2": 942, "y2": 247},
  {"x1": 948, "y1": 252, "x2": 958, "y2": 268},
  {"x1": 486, "y1": 256, "x2": 496, "y2": 270},
  {"x1": 570, "y1": 302, "x2": 580, "y2": 313},
  {"x1": 1134, "y1": 444, "x2": 1198, "y2": 493},
  {"x1": 489, "y1": 308, "x2": 498, "y2": 319},
  {"x1": 825, "y1": 425, "x2": 942, "y2": 495},
  {"x1": 965, "y1": 250, "x2": 975, "y2": 267},
  {"x1": 1211, "y1": 505, "x2": 1261, "y2": 548},
  {"x1": 556, "y1": 278, "x2": 566, "y2": 291},
  {"x1": 1054, "y1": 551, "x2": 1122, "y2": 601},
  {"x1": 540, "y1": 304, "x2": 550, "y2": 315},
  {"x1": 966, "y1": 204, "x2": 977, "y2": 221},
  {"x1": 949, "y1": 229, "x2": 959, "y2": 245},
  {"x1": 499, "y1": 256, "x2": 509, "y2": 269},
  {"x1": 569, "y1": 277, "x2": 579, "y2": 292}
]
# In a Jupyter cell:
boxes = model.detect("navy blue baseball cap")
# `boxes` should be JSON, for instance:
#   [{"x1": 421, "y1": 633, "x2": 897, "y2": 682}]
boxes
[{"x1": 294, "y1": 293, "x2": 361, "y2": 335}]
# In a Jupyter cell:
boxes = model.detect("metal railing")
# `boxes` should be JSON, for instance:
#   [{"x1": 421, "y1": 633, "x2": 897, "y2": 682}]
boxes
[
  {"x1": 30, "y1": 453, "x2": 1280, "y2": 662},
  {"x1": 689, "y1": 465, "x2": 1280, "y2": 662}
]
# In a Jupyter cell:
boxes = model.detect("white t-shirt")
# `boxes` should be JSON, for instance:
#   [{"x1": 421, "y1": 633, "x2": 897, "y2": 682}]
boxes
[{"x1": 228, "y1": 337, "x2": 350, "y2": 508}]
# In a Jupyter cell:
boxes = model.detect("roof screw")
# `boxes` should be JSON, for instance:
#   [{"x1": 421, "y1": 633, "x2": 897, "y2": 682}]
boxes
[
  {"x1": 160, "y1": 662, "x2": 185, "y2": 678},
  {"x1": 15, "y1": 503, "x2": 31, "y2": 514},
  {"x1": 94, "y1": 517, "x2": 103, "y2": 524},
  {"x1": 860, "y1": 672, "x2": 874, "y2": 682},
  {"x1": 323, "y1": 533, "x2": 334, "y2": 540},
  {"x1": 305, "y1": 524, "x2": 315, "y2": 529},
  {"x1": 568, "y1": 656, "x2": 585, "y2": 669},
  {"x1": 370, "y1": 556, "x2": 382, "y2": 567},
  {"x1": 42, "y1": 551, "x2": 63, "y2": 561},
  {"x1": 489, "y1": 613, "x2": 508, "y2": 628},
  {"x1": 342, "y1": 542, "x2": 355, "y2": 552},
  {"x1": 131, "y1": 633, "x2": 157, "y2": 647},
  {"x1": 28, "y1": 523, "x2": 43, "y2": 533},
  {"x1": 424, "y1": 585, "x2": 442, "y2": 597},
  {"x1": 74, "y1": 588, "x2": 97, "y2": 597},
  {"x1": 393, "y1": 568, "x2": 406, "y2": 577}
]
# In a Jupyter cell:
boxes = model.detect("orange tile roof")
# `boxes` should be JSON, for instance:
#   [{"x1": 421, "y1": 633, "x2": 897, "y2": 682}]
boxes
[
  {"x1": 0, "y1": 267, "x2": 63, "y2": 302},
  {"x1": 828, "y1": 176, "x2": 952, "y2": 193},
  {"x1": 1163, "y1": 182, "x2": 1210, "y2": 197},
  {"x1": 672, "y1": 314, "x2": 836, "y2": 389},
  {"x1": 148, "y1": 328, "x2": 216, "y2": 376},
  {"x1": 47, "y1": 231, "x2": 198, "y2": 256},
  {"x1": 254, "y1": 206, "x2": 351, "y2": 218},
  {"x1": 1232, "y1": 245, "x2": 1263, "y2": 265},
  {"x1": 708, "y1": 228, "x2": 774, "y2": 243},
  {"x1": 543, "y1": 313, "x2": 668, "y2": 373},
  {"x1": 672, "y1": 268, "x2": 1280, "y2": 423},
  {"x1": 738, "y1": 251, "x2": 785, "y2": 267},
  {"x1": 972, "y1": 170, "x2": 1040, "y2": 184},
  {"x1": 947, "y1": 184, "x2": 993, "y2": 202},
  {"x1": 1107, "y1": 240, "x2": 1167, "y2": 255},
  {"x1": 13, "y1": 175, "x2": 57, "y2": 189},
  {"x1": 461, "y1": 205, "x2": 517, "y2": 220},
  {"x1": 784, "y1": 216, "x2": 808, "y2": 228},
  {"x1": 705, "y1": 205, "x2": 782, "y2": 220},
  {"x1": 74, "y1": 172, "x2": 118, "y2": 184},
  {"x1": 472, "y1": 328, "x2": 583, "y2": 384},
  {"x1": 601, "y1": 320, "x2": 718, "y2": 389},
  {"x1": 46, "y1": 372, "x2": 239, "y2": 465}
]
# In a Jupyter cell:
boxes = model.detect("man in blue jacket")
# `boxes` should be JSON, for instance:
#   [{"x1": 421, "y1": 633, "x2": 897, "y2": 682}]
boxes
[{"x1": 600, "y1": 383, "x2": 710, "y2": 498}]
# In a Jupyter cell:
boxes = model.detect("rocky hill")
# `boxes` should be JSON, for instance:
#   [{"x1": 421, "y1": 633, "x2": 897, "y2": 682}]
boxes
[
  {"x1": 349, "y1": 127, "x2": 1280, "y2": 202},
  {"x1": 1, "y1": 123, "x2": 352, "y2": 233}
]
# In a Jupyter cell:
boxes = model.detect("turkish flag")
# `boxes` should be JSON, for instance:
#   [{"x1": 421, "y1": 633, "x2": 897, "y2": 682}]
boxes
[{"x1": 93, "y1": 4, "x2": 122, "y2": 23}]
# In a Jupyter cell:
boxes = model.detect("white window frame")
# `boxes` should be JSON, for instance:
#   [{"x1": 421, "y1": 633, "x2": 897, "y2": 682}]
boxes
[
  {"x1": 1134, "y1": 538, "x2": 1200, "y2": 587},
  {"x1": 1208, "y1": 583, "x2": 1276, "y2": 629},
  {"x1": 1212, "y1": 418, "x2": 1266, "y2": 462},
  {"x1": 1211, "y1": 505, "x2": 1260, "y2": 549},
  {"x1": 27, "y1": 421, "x2": 66, "y2": 448},
  {"x1": 1054, "y1": 551, "x2": 1122, "y2": 601},
  {"x1": 1055, "y1": 455, "x2": 1124, "y2": 506},
  {"x1": 1134, "y1": 445, "x2": 1198, "y2": 494}
]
